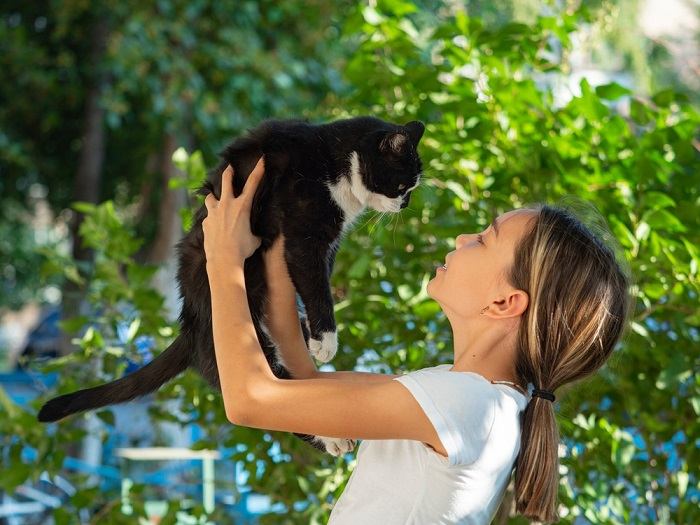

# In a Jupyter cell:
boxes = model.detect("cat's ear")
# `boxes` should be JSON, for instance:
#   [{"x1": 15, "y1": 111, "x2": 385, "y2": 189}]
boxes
[
  {"x1": 403, "y1": 120, "x2": 425, "y2": 145},
  {"x1": 379, "y1": 132, "x2": 409, "y2": 157}
]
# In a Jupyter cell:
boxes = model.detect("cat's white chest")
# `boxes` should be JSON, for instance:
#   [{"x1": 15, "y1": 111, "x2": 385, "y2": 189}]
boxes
[{"x1": 325, "y1": 150, "x2": 368, "y2": 233}]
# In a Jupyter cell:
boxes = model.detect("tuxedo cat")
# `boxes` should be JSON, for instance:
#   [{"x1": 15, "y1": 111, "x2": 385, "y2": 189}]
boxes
[{"x1": 38, "y1": 116, "x2": 425, "y2": 455}]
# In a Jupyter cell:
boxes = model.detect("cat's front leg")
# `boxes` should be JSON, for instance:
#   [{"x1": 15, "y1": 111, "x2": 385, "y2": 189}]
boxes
[{"x1": 283, "y1": 239, "x2": 338, "y2": 363}]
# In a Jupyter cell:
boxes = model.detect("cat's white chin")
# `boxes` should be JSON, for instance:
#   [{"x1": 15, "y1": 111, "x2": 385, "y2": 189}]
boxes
[{"x1": 368, "y1": 196, "x2": 403, "y2": 213}]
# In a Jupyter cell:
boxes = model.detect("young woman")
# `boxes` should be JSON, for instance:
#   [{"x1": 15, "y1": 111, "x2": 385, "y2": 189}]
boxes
[{"x1": 202, "y1": 158, "x2": 633, "y2": 524}]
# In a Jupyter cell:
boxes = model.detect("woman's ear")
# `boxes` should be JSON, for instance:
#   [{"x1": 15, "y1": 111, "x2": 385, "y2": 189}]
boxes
[{"x1": 489, "y1": 290, "x2": 529, "y2": 318}]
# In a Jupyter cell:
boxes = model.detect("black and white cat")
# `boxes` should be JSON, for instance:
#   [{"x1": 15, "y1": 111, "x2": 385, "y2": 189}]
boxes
[{"x1": 38, "y1": 116, "x2": 426, "y2": 455}]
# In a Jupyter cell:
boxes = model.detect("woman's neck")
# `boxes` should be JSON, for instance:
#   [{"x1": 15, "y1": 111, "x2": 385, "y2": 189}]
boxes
[{"x1": 451, "y1": 322, "x2": 521, "y2": 385}]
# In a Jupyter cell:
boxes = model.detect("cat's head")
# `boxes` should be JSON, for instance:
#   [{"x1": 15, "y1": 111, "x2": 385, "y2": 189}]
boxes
[{"x1": 357, "y1": 120, "x2": 425, "y2": 213}]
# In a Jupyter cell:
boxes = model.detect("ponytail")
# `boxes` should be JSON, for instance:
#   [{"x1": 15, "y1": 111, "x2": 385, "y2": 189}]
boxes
[{"x1": 506, "y1": 201, "x2": 633, "y2": 523}]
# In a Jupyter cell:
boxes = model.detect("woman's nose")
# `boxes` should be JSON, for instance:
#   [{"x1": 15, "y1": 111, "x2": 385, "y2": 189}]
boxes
[{"x1": 455, "y1": 232, "x2": 477, "y2": 248}]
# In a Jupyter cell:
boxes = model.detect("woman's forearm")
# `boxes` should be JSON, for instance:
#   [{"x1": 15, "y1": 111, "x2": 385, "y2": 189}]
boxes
[
  {"x1": 262, "y1": 242, "x2": 319, "y2": 379},
  {"x1": 261, "y1": 287, "x2": 319, "y2": 378},
  {"x1": 207, "y1": 262, "x2": 276, "y2": 418},
  {"x1": 266, "y1": 319, "x2": 318, "y2": 379}
]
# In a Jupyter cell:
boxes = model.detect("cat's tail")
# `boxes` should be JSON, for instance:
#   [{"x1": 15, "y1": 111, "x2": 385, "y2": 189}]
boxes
[{"x1": 37, "y1": 334, "x2": 191, "y2": 423}]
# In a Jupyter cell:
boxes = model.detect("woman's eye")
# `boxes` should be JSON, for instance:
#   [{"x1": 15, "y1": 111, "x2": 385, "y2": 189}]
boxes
[{"x1": 477, "y1": 234, "x2": 485, "y2": 245}]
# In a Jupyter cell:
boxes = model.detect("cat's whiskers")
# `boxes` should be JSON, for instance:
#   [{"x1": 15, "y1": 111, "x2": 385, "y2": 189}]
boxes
[
  {"x1": 357, "y1": 210, "x2": 381, "y2": 232},
  {"x1": 369, "y1": 211, "x2": 388, "y2": 235},
  {"x1": 391, "y1": 211, "x2": 400, "y2": 246}
]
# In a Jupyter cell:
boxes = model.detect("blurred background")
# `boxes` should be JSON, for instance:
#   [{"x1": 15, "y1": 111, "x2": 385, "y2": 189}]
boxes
[{"x1": 1, "y1": 0, "x2": 698, "y2": 523}]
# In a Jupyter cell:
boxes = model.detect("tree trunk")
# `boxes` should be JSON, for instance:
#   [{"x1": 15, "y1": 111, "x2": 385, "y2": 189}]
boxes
[
  {"x1": 60, "y1": 13, "x2": 109, "y2": 356},
  {"x1": 70, "y1": 17, "x2": 110, "y2": 262},
  {"x1": 147, "y1": 133, "x2": 187, "y2": 321},
  {"x1": 147, "y1": 133, "x2": 184, "y2": 264}
]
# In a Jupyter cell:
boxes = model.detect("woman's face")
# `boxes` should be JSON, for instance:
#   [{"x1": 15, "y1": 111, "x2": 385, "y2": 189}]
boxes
[{"x1": 427, "y1": 208, "x2": 538, "y2": 318}]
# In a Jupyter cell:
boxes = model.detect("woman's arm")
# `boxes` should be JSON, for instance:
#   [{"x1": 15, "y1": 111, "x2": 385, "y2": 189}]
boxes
[
  {"x1": 202, "y1": 163, "x2": 442, "y2": 454},
  {"x1": 203, "y1": 161, "x2": 277, "y2": 420},
  {"x1": 262, "y1": 234, "x2": 318, "y2": 379},
  {"x1": 263, "y1": 235, "x2": 398, "y2": 383}
]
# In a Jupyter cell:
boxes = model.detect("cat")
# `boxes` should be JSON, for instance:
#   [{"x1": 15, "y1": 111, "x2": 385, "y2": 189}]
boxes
[{"x1": 38, "y1": 116, "x2": 426, "y2": 456}]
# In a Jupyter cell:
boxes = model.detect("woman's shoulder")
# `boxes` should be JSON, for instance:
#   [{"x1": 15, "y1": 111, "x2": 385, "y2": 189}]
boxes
[
  {"x1": 393, "y1": 364, "x2": 501, "y2": 416},
  {"x1": 400, "y1": 364, "x2": 529, "y2": 414}
]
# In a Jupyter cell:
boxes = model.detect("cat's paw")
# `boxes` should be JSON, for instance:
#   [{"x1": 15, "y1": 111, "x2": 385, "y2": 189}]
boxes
[
  {"x1": 309, "y1": 331, "x2": 337, "y2": 362},
  {"x1": 316, "y1": 435, "x2": 357, "y2": 457}
]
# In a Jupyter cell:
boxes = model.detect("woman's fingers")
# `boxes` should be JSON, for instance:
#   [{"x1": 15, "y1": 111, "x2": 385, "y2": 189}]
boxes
[
  {"x1": 220, "y1": 165, "x2": 234, "y2": 202},
  {"x1": 216, "y1": 156, "x2": 264, "y2": 208},
  {"x1": 241, "y1": 156, "x2": 265, "y2": 203},
  {"x1": 204, "y1": 192, "x2": 218, "y2": 211}
]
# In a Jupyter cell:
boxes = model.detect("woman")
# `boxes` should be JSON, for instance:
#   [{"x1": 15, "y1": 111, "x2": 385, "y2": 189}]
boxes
[{"x1": 202, "y1": 158, "x2": 633, "y2": 524}]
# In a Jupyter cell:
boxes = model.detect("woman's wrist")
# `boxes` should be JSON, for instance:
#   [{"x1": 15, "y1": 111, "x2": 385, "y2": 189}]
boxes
[{"x1": 206, "y1": 259, "x2": 246, "y2": 284}]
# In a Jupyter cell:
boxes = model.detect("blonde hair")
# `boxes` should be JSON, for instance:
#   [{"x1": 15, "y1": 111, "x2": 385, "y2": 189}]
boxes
[{"x1": 506, "y1": 199, "x2": 634, "y2": 523}]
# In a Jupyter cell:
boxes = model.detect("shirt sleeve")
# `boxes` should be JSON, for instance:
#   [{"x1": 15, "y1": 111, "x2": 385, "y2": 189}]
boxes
[{"x1": 392, "y1": 367, "x2": 497, "y2": 467}]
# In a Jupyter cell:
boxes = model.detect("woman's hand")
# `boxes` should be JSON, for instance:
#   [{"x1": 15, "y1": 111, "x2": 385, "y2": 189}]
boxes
[{"x1": 203, "y1": 157, "x2": 265, "y2": 269}]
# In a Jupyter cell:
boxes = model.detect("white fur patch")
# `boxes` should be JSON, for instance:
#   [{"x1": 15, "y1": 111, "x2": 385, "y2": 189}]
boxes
[
  {"x1": 326, "y1": 151, "x2": 367, "y2": 232},
  {"x1": 308, "y1": 330, "x2": 337, "y2": 362},
  {"x1": 315, "y1": 435, "x2": 357, "y2": 457},
  {"x1": 367, "y1": 192, "x2": 402, "y2": 213},
  {"x1": 407, "y1": 176, "x2": 421, "y2": 192}
]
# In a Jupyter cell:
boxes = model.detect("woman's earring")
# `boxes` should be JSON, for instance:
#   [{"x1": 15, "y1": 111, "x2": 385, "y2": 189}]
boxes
[{"x1": 480, "y1": 305, "x2": 490, "y2": 315}]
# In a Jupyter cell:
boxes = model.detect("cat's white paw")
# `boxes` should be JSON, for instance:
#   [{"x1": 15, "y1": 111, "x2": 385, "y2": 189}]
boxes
[
  {"x1": 309, "y1": 331, "x2": 337, "y2": 362},
  {"x1": 316, "y1": 435, "x2": 357, "y2": 457}
]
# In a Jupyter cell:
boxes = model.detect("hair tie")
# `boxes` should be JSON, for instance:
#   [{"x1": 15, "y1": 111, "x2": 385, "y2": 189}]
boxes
[{"x1": 531, "y1": 388, "x2": 555, "y2": 402}]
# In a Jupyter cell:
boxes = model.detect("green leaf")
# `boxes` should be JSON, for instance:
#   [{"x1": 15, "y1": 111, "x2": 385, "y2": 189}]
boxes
[
  {"x1": 630, "y1": 98, "x2": 651, "y2": 124},
  {"x1": 677, "y1": 470, "x2": 689, "y2": 498},
  {"x1": 297, "y1": 475, "x2": 310, "y2": 492},
  {"x1": 64, "y1": 265, "x2": 85, "y2": 285},
  {"x1": 642, "y1": 191, "x2": 676, "y2": 210},
  {"x1": 396, "y1": 284, "x2": 413, "y2": 300},
  {"x1": 629, "y1": 321, "x2": 649, "y2": 338},
  {"x1": 690, "y1": 396, "x2": 700, "y2": 416},
  {"x1": 126, "y1": 318, "x2": 141, "y2": 342},
  {"x1": 347, "y1": 254, "x2": 371, "y2": 278},
  {"x1": 642, "y1": 208, "x2": 687, "y2": 232},
  {"x1": 443, "y1": 180, "x2": 470, "y2": 203},
  {"x1": 362, "y1": 6, "x2": 386, "y2": 25},
  {"x1": 651, "y1": 88, "x2": 688, "y2": 107},
  {"x1": 595, "y1": 82, "x2": 631, "y2": 100},
  {"x1": 0, "y1": 385, "x2": 19, "y2": 418},
  {"x1": 72, "y1": 201, "x2": 96, "y2": 214},
  {"x1": 96, "y1": 409, "x2": 115, "y2": 426}
]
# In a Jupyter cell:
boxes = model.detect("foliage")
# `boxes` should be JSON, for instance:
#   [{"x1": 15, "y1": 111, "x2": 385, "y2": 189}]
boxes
[
  {"x1": 1, "y1": 0, "x2": 698, "y2": 524},
  {"x1": 0, "y1": 0, "x2": 355, "y2": 278},
  {"x1": 170, "y1": 147, "x2": 208, "y2": 231},
  {"x1": 319, "y1": 1, "x2": 699, "y2": 522},
  {"x1": 0, "y1": 197, "x2": 61, "y2": 312}
]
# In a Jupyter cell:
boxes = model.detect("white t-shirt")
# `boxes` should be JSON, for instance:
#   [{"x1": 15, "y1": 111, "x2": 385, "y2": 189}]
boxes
[{"x1": 327, "y1": 364, "x2": 530, "y2": 525}]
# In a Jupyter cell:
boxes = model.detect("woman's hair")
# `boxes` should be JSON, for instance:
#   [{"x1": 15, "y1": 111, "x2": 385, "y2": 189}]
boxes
[{"x1": 505, "y1": 199, "x2": 635, "y2": 523}]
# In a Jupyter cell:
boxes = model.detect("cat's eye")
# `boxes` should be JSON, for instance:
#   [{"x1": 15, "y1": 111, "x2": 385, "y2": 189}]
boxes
[{"x1": 398, "y1": 184, "x2": 406, "y2": 190}]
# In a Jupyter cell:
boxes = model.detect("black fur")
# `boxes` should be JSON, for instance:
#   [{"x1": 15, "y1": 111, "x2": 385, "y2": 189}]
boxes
[{"x1": 38, "y1": 116, "x2": 425, "y2": 451}]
